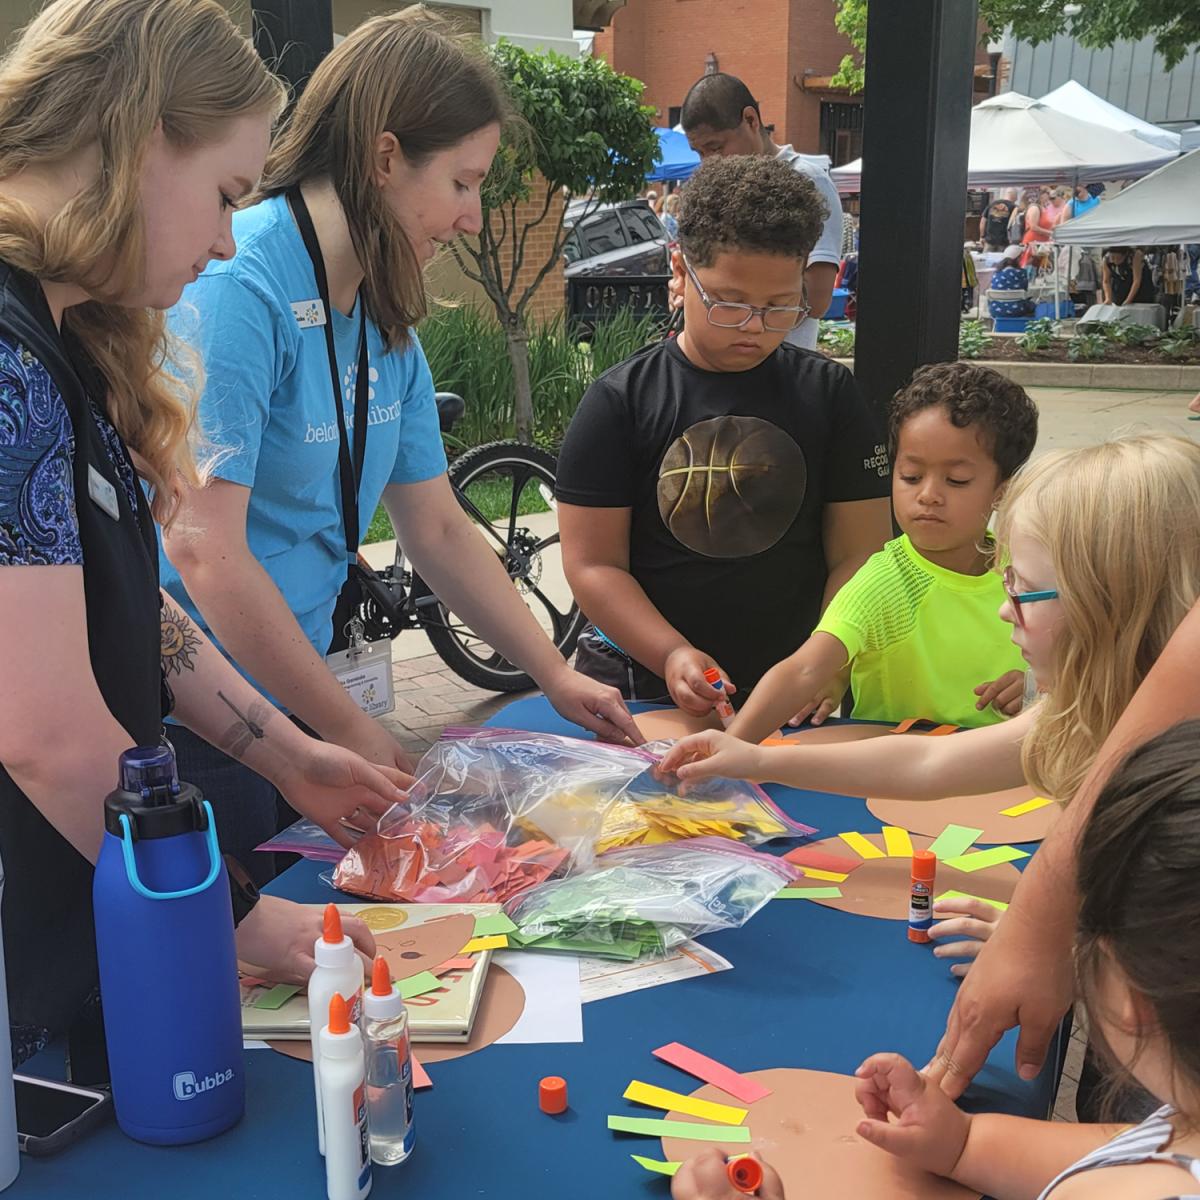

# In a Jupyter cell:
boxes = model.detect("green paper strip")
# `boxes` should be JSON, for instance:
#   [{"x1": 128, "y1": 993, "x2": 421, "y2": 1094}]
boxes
[
  {"x1": 936, "y1": 890, "x2": 1009, "y2": 912},
  {"x1": 632, "y1": 1155, "x2": 681, "y2": 1177},
  {"x1": 473, "y1": 913, "x2": 518, "y2": 937},
  {"x1": 607, "y1": 1115, "x2": 751, "y2": 1142},
  {"x1": 397, "y1": 970, "x2": 442, "y2": 1000},
  {"x1": 776, "y1": 887, "x2": 843, "y2": 899},
  {"x1": 941, "y1": 845, "x2": 1029, "y2": 872},
  {"x1": 927, "y1": 824, "x2": 985, "y2": 861},
  {"x1": 253, "y1": 983, "x2": 301, "y2": 1011}
]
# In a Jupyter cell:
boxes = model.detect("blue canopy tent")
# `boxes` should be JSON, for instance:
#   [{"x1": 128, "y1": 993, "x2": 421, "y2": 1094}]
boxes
[{"x1": 647, "y1": 126, "x2": 700, "y2": 182}]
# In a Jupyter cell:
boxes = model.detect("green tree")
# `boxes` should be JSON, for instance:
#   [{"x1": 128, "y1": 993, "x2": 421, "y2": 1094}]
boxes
[
  {"x1": 831, "y1": 0, "x2": 1200, "y2": 95},
  {"x1": 450, "y1": 42, "x2": 658, "y2": 442}
]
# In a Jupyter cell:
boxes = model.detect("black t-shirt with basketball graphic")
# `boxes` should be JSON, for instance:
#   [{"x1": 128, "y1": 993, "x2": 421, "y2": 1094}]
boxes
[{"x1": 556, "y1": 337, "x2": 891, "y2": 692}]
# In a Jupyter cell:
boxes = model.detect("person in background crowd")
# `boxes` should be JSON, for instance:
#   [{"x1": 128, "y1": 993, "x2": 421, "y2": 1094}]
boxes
[
  {"x1": 662, "y1": 191, "x2": 680, "y2": 241},
  {"x1": 1102, "y1": 246, "x2": 1156, "y2": 307},
  {"x1": 1007, "y1": 191, "x2": 1030, "y2": 245},
  {"x1": 987, "y1": 245, "x2": 1033, "y2": 318},
  {"x1": 1021, "y1": 188, "x2": 1054, "y2": 268},
  {"x1": 1063, "y1": 182, "x2": 1100, "y2": 221},
  {"x1": 680, "y1": 72, "x2": 842, "y2": 350},
  {"x1": 979, "y1": 188, "x2": 1018, "y2": 252}
]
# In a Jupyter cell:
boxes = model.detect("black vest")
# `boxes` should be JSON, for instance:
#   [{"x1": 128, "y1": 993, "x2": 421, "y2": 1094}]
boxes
[{"x1": 0, "y1": 264, "x2": 163, "y2": 1039}]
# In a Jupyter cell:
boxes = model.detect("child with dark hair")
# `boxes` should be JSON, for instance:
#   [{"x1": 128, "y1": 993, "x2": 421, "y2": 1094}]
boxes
[
  {"x1": 556, "y1": 155, "x2": 892, "y2": 714},
  {"x1": 676, "y1": 720, "x2": 1200, "y2": 1199},
  {"x1": 728, "y1": 361, "x2": 1039, "y2": 739},
  {"x1": 849, "y1": 718, "x2": 1200, "y2": 1200}
]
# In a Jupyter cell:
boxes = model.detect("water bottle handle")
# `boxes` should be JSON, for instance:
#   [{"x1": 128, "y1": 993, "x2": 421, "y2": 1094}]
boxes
[{"x1": 117, "y1": 800, "x2": 222, "y2": 901}]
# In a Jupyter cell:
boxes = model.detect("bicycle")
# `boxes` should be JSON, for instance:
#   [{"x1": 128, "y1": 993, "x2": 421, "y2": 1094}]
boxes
[{"x1": 350, "y1": 393, "x2": 588, "y2": 692}]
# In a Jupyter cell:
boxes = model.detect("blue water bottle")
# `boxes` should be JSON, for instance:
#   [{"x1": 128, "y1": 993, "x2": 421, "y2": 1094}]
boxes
[{"x1": 93, "y1": 745, "x2": 244, "y2": 1144}]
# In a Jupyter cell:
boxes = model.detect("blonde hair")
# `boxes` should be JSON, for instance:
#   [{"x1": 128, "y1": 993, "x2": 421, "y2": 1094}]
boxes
[
  {"x1": 0, "y1": 0, "x2": 285, "y2": 524},
  {"x1": 256, "y1": 6, "x2": 509, "y2": 352},
  {"x1": 996, "y1": 434, "x2": 1200, "y2": 800}
]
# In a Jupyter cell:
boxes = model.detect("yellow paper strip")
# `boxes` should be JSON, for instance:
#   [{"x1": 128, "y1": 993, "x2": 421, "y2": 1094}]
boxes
[
  {"x1": 882, "y1": 826, "x2": 914, "y2": 858},
  {"x1": 1000, "y1": 796, "x2": 1054, "y2": 818},
  {"x1": 801, "y1": 867, "x2": 849, "y2": 883},
  {"x1": 839, "y1": 831, "x2": 885, "y2": 859},
  {"x1": 460, "y1": 934, "x2": 508, "y2": 953},
  {"x1": 623, "y1": 1080, "x2": 748, "y2": 1126}
]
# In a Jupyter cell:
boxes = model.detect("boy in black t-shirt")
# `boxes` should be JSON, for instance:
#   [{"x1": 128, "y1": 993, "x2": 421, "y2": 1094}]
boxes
[{"x1": 556, "y1": 155, "x2": 892, "y2": 717}]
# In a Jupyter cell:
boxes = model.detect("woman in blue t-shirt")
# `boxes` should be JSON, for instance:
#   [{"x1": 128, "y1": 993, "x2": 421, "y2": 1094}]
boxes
[{"x1": 161, "y1": 10, "x2": 640, "y2": 873}]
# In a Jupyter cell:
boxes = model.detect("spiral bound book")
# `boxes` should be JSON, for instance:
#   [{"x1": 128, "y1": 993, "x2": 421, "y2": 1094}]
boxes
[{"x1": 239, "y1": 902, "x2": 500, "y2": 1043}]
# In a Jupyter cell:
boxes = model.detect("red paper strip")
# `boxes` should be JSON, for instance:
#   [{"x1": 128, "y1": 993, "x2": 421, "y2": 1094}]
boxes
[
  {"x1": 431, "y1": 956, "x2": 476, "y2": 975},
  {"x1": 782, "y1": 846, "x2": 862, "y2": 875},
  {"x1": 411, "y1": 1053, "x2": 432, "y2": 1089},
  {"x1": 652, "y1": 1042, "x2": 772, "y2": 1104}
]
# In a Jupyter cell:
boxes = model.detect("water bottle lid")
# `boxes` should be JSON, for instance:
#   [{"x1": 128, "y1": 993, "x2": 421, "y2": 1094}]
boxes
[{"x1": 118, "y1": 745, "x2": 179, "y2": 802}]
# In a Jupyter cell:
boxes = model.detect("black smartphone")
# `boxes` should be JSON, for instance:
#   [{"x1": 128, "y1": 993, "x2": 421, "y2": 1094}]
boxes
[{"x1": 14, "y1": 1074, "x2": 112, "y2": 1156}]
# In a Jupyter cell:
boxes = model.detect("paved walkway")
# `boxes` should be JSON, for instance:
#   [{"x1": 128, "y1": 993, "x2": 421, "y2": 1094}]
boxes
[{"x1": 370, "y1": 383, "x2": 1199, "y2": 762}]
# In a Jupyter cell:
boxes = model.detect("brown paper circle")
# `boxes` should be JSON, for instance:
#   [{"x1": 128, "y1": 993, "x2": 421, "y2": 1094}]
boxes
[
  {"x1": 269, "y1": 964, "x2": 525, "y2": 1065},
  {"x1": 635, "y1": 709, "x2": 721, "y2": 742},
  {"x1": 868, "y1": 787, "x2": 1061, "y2": 846},
  {"x1": 801, "y1": 833, "x2": 1021, "y2": 921},
  {"x1": 660, "y1": 1067, "x2": 979, "y2": 1199}
]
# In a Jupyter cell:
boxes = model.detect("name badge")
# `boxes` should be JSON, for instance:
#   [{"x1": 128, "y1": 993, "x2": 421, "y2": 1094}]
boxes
[
  {"x1": 326, "y1": 639, "x2": 395, "y2": 718},
  {"x1": 88, "y1": 464, "x2": 120, "y2": 521},
  {"x1": 291, "y1": 299, "x2": 327, "y2": 329}
]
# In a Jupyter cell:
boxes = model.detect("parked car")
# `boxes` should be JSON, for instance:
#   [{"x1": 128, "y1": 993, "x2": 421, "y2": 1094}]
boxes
[
  {"x1": 562, "y1": 198, "x2": 670, "y2": 279},
  {"x1": 563, "y1": 198, "x2": 671, "y2": 336}
]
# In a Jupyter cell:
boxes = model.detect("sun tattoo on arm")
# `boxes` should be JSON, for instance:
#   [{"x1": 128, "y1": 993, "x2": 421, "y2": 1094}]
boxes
[{"x1": 161, "y1": 601, "x2": 202, "y2": 677}]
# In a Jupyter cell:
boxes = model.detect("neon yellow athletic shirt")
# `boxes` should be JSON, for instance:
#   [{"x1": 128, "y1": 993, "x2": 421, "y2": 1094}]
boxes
[{"x1": 815, "y1": 534, "x2": 1026, "y2": 727}]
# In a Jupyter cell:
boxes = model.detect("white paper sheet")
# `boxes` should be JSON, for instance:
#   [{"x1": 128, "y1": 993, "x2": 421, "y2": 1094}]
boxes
[
  {"x1": 493, "y1": 951, "x2": 583, "y2": 1044},
  {"x1": 576, "y1": 940, "x2": 732, "y2": 1003}
]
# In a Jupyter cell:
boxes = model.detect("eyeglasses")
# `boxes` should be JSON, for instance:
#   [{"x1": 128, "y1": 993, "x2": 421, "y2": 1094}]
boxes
[
  {"x1": 681, "y1": 255, "x2": 810, "y2": 332},
  {"x1": 1002, "y1": 566, "x2": 1058, "y2": 627}
]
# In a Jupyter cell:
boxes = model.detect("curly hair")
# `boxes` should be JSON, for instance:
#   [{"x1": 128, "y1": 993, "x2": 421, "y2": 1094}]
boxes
[
  {"x1": 677, "y1": 155, "x2": 827, "y2": 267},
  {"x1": 889, "y1": 362, "x2": 1038, "y2": 481}
]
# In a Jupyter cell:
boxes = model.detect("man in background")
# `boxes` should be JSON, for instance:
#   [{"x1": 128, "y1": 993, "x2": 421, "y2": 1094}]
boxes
[
  {"x1": 979, "y1": 188, "x2": 1018, "y2": 251},
  {"x1": 680, "y1": 72, "x2": 842, "y2": 351}
]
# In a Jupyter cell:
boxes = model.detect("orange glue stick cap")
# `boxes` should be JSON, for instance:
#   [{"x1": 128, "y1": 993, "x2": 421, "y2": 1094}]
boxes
[
  {"x1": 702, "y1": 667, "x2": 724, "y2": 688},
  {"x1": 912, "y1": 849, "x2": 936, "y2": 882},
  {"x1": 727, "y1": 1155, "x2": 764, "y2": 1193},
  {"x1": 538, "y1": 1076, "x2": 568, "y2": 1114}
]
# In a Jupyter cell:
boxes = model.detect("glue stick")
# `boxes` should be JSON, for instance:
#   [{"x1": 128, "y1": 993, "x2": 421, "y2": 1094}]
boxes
[
  {"x1": 310, "y1": 904, "x2": 365, "y2": 1155},
  {"x1": 908, "y1": 850, "x2": 937, "y2": 943},
  {"x1": 702, "y1": 667, "x2": 735, "y2": 727},
  {"x1": 318, "y1": 993, "x2": 372, "y2": 1200},
  {"x1": 362, "y1": 956, "x2": 416, "y2": 1166},
  {"x1": 727, "y1": 1154, "x2": 764, "y2": 1194}
]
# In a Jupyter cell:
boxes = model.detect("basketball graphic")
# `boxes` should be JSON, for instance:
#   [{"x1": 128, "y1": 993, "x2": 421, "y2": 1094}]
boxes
[{"x1": 657, "y1": 415, "x2": 807, "y2": 558}]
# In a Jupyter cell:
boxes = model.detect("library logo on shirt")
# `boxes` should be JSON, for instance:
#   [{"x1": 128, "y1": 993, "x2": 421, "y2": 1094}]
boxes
[{"x1": 303, "y1": 363, "x2": 401, "y2": 442}]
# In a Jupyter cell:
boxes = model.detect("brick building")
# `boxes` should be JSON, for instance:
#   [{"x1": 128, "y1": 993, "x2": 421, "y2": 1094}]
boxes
[{"x1": 594, "y1": 0, "x2": 865, "y2": 162}]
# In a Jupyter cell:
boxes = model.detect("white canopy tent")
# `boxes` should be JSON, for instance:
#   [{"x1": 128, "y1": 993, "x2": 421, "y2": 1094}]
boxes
[
  {"x1": 1053, "y1": 147, "x2": 1200, "y2": 245},
  {"x1": 830, "y1": 92, "x2": 1175, "y2": 195},
  {"x1": 1037, "y1": 80, "x2": 1181, "y2": 153}
]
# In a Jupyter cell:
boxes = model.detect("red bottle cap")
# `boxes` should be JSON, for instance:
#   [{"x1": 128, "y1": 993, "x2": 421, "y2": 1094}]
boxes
[
  {"x1": 911, "y1": 849, "x2": 937, "y2": 882},
  {"x1": 538, "y1": 1076, "x2": 568, "y2": 1114},
  {"x1": 727, "y1": 1155, "x2": 764, "y2": 1193}
]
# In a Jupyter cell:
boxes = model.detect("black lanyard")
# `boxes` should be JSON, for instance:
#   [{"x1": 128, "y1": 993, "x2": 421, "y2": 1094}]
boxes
[{"x1": 287, "y1": 186, "x2": 370, "y2": 560}]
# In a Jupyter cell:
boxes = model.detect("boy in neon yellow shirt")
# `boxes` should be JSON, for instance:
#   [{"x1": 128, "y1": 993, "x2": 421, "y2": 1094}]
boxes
[{"x1": 730, "y1": 362, "x2": 1038, "y2": 738}]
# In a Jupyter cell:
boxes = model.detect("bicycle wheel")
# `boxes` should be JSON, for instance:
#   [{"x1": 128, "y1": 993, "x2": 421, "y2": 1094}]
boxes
[{"x1": 418, "y1": 440, "x2": 587, "y2": 692}]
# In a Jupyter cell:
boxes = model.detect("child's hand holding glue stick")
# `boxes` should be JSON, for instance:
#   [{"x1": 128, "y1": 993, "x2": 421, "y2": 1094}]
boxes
[{"x1": 671, "y1": 1149, "x2": 785, "y2": 1199}]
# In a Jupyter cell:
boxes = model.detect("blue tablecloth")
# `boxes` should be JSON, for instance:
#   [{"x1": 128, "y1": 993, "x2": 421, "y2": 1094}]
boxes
[{"x1": 15, "y1": 698, "x2": 1060, "y2": 1198}]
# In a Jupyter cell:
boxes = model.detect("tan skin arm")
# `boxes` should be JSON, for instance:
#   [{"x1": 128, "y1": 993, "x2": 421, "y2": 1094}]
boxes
[{"x1": 928, "y1": 595, "x2": 1200, "y2": 1097}]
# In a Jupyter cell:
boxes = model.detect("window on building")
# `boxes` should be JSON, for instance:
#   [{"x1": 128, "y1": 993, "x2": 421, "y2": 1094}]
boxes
[
  {"x1": 668, "y1": 105, "x2": 682, "y2": 128},
  {"x1": 819, "y1": 101, "x2": 864, "y2": 166}
]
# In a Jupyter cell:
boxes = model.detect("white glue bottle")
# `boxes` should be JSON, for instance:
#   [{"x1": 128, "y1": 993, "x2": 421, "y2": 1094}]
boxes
[
  {"x1": 309, "y1": 904, "x2": 365, "y2": 1155},
  {"x1": 362, "y1": 956, "x2": 416, "y2": 1166},
  {"x1": 318, "y1": 993, "x2": 372, "y2": 1200}
]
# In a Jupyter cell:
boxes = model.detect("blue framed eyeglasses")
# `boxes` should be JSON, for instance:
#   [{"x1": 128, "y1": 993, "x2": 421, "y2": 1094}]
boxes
[{"x1": 1003, "y1": 566, "x2": 1058, "y2": 627}]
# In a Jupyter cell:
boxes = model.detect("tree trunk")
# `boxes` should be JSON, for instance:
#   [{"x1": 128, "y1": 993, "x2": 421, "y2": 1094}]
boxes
[{"x1": 505, "y1": 319, "x2": 534, "y2": 443}]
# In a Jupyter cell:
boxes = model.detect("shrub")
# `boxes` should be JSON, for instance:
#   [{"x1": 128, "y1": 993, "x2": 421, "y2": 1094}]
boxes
[
  {"x1": 1015, "y1": 317, "x2": 1055, "y2": 354},
  {"x1": 1067, "y1": 331, "x2": 1108, "y2": 361},
  {"x1": 818, "y1": 322, "x2": 855, "y2": 357},
  {"x1": 958, "y1": 319, "x2": 990, "y2": 360}
]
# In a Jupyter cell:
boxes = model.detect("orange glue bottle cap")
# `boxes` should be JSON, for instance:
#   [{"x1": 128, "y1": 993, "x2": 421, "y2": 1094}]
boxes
[
  {"x1": 327, "y1": 991, "x2": 350, "y2": 1035},
  {"x1": 370, "y1": 954, "x2": 392, "y2": 997},
  {"x1": 727, "y1": 1155, "x2": 764, "y2": 1193},
  {"x1": 322, "y1": 902, "x2": 344, "y2": 944},
  {"x1": 538, "y1": 1076, "x2": 568, "y2": 1114}
]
